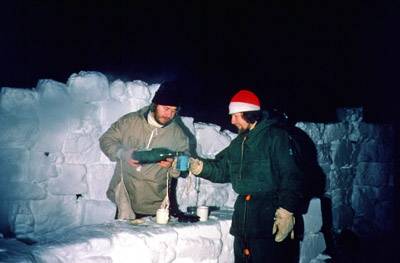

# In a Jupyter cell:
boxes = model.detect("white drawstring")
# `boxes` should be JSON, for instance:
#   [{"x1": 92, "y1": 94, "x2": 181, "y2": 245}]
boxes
[{"x1": 146, "y1": 128, "x2": 158, "y2": 149}]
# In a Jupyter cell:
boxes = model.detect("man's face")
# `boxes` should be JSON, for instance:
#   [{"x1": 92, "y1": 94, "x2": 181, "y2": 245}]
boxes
[
  {"x1": 154, "y1": 105, "x2": 177, "y2": 125},
  {"x1": 231, "y1": 112, "x2": 252, "y2": 134}
]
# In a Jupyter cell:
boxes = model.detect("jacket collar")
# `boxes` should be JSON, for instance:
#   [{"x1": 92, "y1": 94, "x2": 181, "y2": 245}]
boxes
[
  {"x1": 142, "y1": 106, "x2": 175, "y2": 128},
  {"x1": 241, "y1": 111, "x2": 280, "y2": 139}
]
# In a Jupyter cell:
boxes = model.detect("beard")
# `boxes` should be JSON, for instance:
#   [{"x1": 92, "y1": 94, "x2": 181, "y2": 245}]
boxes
[
  {"x1": 237, "y1": 127, "x2": 249, "y2": 134},
  {"x1": 235, "y1": 124, "x2": 251, "y2": 134},
  {"x1": 154, "y1": 110, "x2": 172, "y2": 125}
]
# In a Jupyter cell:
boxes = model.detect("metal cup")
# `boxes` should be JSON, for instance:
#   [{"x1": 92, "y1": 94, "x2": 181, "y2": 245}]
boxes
[{"x1": 177, "y1": 155, "x2": 190, "y2": 171}]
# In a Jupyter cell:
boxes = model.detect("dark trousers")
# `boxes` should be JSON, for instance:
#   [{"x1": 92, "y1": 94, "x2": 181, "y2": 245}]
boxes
[{"x1": 234, "y1": 236, "x2": 299, "y2": 263}]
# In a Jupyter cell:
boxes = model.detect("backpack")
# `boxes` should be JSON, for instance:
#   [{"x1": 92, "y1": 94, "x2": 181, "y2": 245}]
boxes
[{"x1": 270, "y1": 109, "x2": 326, "y2": 212}]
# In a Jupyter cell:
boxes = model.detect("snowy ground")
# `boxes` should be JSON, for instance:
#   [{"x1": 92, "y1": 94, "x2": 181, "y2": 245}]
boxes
[{"x1": 0, "y1": 209, "x2": 235, "y2": 263}]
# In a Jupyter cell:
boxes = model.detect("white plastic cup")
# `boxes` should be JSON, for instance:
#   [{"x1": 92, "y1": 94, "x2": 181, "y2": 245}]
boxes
[
  {"x1": 196, "y1": 206, "x2": 209, "y2": 222},
  {"x1": 156, "y1": 208, "x2": 169, "y2": 224}
]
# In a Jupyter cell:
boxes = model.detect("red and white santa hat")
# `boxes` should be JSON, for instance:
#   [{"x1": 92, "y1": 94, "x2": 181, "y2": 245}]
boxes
[{"x1": 229, "y1": 90, "x2": 261, "y2": 114}]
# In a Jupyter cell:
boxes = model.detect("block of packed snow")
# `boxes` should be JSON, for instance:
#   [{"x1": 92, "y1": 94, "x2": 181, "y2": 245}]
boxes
[
  {"x1": 63, "y1": 132, "x2": 102, "y2": 164},
  {"x1": 180, "y1": 116, "x2": 195, "y2": 137},
  {"x1": 30, "y1": 195, "x2": 81, "y2": 237},
  {"x1": 336, "y1": 107, "x2": 363, "y2": 122},
  {"x1": 0, "y1": 115, "x2": 39, "y2": 149},
  {"x1": 346, "y1": 122, "x2": 362, "y2": 142},
  {"x1": 218, "y1": 213, "x2": 235, "y2": 262},
  {"x1": 359, "y1": 123, "x2": 394, "y2": 143},
  {"x1": 78, "y1": 199, "x2": 115, "y2": 225},
  {"x1": 296, "y1": 122, "x2": 324, "y2": 145},
  {"x1": 130, "y1": 97, "x2": 152, "y2": 112},
  {"x1": 28, "y1": 151, "x2": 62, "y2": 183},
  {"x1": 0, "y1": 148, "x2": 29, "y2": 183},
  {"x1": 315, "y1": 143, "x2": 332, "y2": 165},
  {"x1": 67, "y1": 71, "x2": 109, "y2": 102},
  {"x1": 28, "y1": 210, "x2": 235, "y2": 263},
  {"x1": 333, "y1": 139, "x2": 355, "y2": 168},
  {"x1": 303, "y1": 198, "x2": 323, "y2": 234},
  {"x1": 0, "y1": 182, "x2": 46, "y2": 201},
  {"x1": 196, "y1": 180, "x2": 237, "y2": 209},
  {"x1": 48, "y1": 164, "x2": 87, "y2": 195},
  {"x1": 357, "y1": 140, "x2": 394, "y2": 163},
  {"x1": 9, "y1": 201, "x2": 36, "y2": 242},
  {"x1": 174, "y1": 223, "x2": 222, "y2": 261},
  {"x1": 148, "y1": 83, "x2": 161, "y2": 98},
  {"x1": 355, "y1": 162, "x2": 392, "y2": 187},
  {"x1": 300, "y1": 232, "x2": 326, "y2": 263},
  {"x1": 0, "y1": 87, "x2": 38, "y2": 117},
  {"x1": 36, "y1": 79, "x2": 69, "y2": 102},
  {"x1": 68, "y1": 102, "x2": 101, "y2": 133},
  {"x1": 109, "y1": 79, "x2": 127, "y2": 99},
  {"x1": 99, "y1": 99, "x2": 132, "y2": 129},
  {"x1": 126, "y1": 80, "x2": 151, "y2": 100},
  {"x1": 86, "y1": 164, "x2": 114, "y2": 201},
  {"x1": 125, "y1": 80, "x2": 153, "y2": 111},
  {"x1": 194, "y1": 122, "x2": 234, "y2": 158},
  {"x1": 322, "y1": 123, "x2": 346, "y2": 144},
  {"x1": 33, "y1": 98, "x2": 70, "y2": 152}
]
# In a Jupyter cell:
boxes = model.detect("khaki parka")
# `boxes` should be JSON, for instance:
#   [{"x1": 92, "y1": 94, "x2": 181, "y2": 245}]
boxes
[
  {"x1": 99, "y1": 106, "x2": 189, "y2": 215},
  {"x1": 197, "y1": 111, "x2": 306, "y2": 239}
]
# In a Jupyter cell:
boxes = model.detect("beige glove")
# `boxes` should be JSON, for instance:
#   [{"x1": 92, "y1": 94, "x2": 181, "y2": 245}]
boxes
[
  {"x1": 188, "y1": 157, "x2": 203, "y2": 175},
  {"x1": 272, "y1": 207, "x2": 295, "y2": 242}
]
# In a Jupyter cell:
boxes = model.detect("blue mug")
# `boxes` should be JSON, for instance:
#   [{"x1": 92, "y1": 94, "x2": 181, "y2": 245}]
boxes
[{"x1": 177, "y1": 155, "x2": 190, "y2": 171}]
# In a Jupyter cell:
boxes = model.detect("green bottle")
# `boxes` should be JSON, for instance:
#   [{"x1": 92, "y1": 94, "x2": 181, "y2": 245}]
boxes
[{"x1": 131, "y1": 147, "x2": 184, "y2": 164}]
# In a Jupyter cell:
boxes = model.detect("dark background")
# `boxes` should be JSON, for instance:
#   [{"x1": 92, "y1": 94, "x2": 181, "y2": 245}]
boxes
[{"x1": 1, "y1": 0, "x2": 399, "y2": 131}]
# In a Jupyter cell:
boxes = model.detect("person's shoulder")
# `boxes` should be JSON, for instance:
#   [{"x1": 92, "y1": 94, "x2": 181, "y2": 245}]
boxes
[
  {"x1": 116, "y1": 109, "x2": 147, "y2": 126},
  {"x1": 258, "y1": 122, "x2": 292, "y2": 144},
  {"x1": 119, "y1": 111, "x2": 138, "y2": 122},
  {"x1": 122, "y1": 107, "x2": 148, "y2": 119},
  {"x1": 169, "y1": 121, "x2": 188, "y2": 136}
]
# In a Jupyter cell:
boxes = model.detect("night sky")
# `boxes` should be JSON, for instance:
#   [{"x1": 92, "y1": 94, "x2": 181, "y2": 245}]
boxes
[{"x1": 1, "y1": 1, "x2": 400, "y2": 131}]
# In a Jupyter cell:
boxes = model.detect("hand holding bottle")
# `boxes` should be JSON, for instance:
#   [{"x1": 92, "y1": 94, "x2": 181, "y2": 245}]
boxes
[
  {"x1": 157, "y1": 158, "x2": 173, "y2": 168},
  {"x1": 126, "y1": 148, "x2": 141, "y2": 167}
]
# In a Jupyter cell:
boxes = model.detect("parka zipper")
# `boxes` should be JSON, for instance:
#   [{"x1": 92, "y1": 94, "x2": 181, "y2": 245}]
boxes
[
  {"x1": 243, "y1": 194, "x2": 251, "y2": 260},
  {"x1": 243, "y1": 194, "x2": 250, "y2": 237},
  {"x1": 238, "y1": 135, "x2": 247, "y2": 181}
]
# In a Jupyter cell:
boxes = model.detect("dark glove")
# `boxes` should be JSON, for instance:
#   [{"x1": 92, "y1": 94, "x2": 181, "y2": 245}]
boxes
[
  {"x1": 172, "y1": 211, "x2": 200, "y2": 223},
  {"x1": 178, "y1": 214, "x2": 200, "y2": 223}
]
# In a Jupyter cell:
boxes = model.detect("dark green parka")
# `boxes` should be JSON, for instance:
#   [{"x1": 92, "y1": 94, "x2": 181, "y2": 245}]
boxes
[{"x1": 197, "y1": 111, "x2": 306, "y2": 239}]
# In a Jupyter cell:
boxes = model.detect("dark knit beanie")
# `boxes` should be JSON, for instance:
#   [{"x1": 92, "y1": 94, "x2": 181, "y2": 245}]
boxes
[{"x1": 151, "y1": 81, "x2": 182, "y2": 107}]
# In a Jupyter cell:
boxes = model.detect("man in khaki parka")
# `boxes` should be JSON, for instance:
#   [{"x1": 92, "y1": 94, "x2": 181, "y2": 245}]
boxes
[{"x1": 99, "y1": 81, "x2": 189, "y2": 219}]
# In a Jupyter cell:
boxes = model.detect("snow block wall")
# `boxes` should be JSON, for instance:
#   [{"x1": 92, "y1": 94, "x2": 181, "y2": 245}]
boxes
[
  {"x1": 0, "y1": 71, "x2": 395, "y2": 261},
  {"x1": 296, "y1": 108, "x2": 394, "y2": 240}
]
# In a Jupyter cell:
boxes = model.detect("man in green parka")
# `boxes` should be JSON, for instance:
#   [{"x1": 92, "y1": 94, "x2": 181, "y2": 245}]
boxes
[{"x1": 188, "y1": 90, "x2": 307, "y2": 263}]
